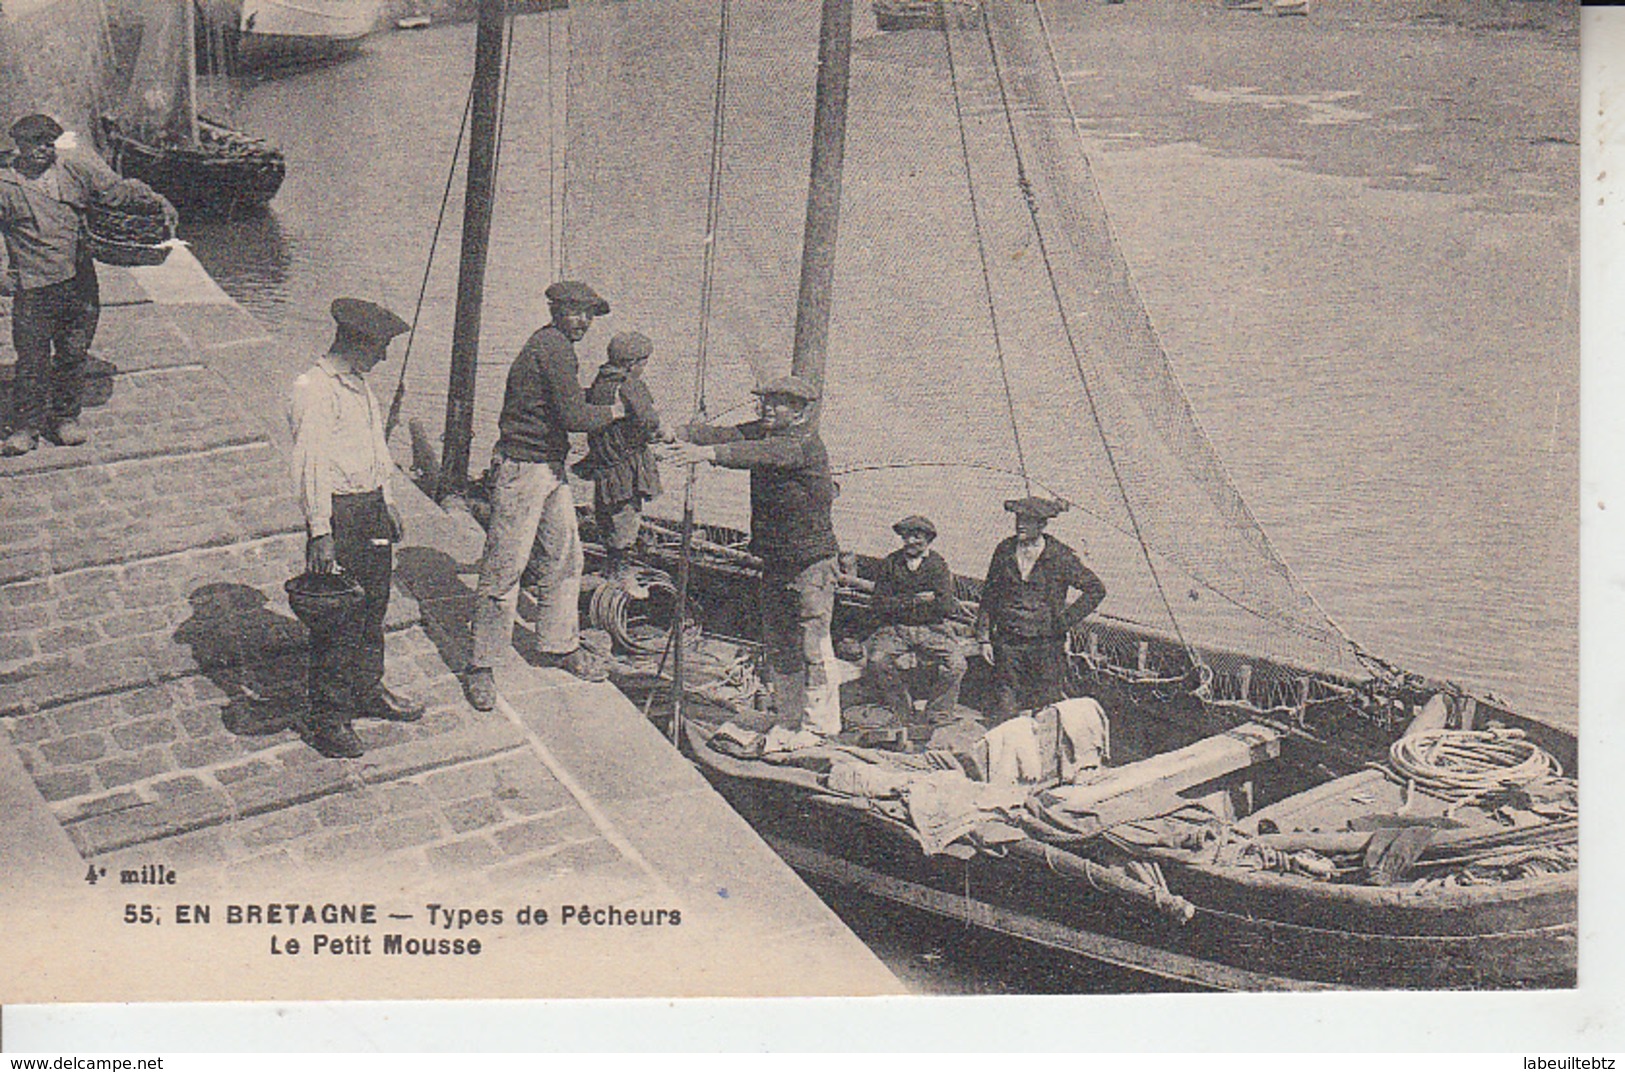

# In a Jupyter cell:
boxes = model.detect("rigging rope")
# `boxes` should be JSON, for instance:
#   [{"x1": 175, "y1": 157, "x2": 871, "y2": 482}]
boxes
[
  {"x1": 545, "y1": 2, "x2": 557, "y2": 279},
  {"x1": 557, "y1": 5, "x2": 574, "y2": 277},
  {"x1": 971, "y1": 1, "x2": 1194, "y2": 661},
  {"x1": 938, "y1": 6, "x2": 1031, "y2": 496},
  {"x1": 385, "y1": 82, "x2": 476, "y2": 443},
  {"x1": 670, "y1": 0, "x2": 735, "y2": 747}
]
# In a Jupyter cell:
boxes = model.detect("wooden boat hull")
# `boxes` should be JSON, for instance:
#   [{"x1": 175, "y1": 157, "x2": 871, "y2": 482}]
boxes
[
  {"x1": 103, "y1": 118, "x2": 286, "y2": 217},
  {"x1": 689, "y1": 728, "x2": 1576, "y2": 991},
  {"x1": 574, "y1": 511, "x2": 1577, "y2": 992},
  {"x1": 237, "y1": 0, "x2": 378, "y2": 69}
]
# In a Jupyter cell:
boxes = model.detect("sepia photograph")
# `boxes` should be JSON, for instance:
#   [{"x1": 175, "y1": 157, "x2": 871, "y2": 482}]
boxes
[{"x1": 0, "y1": 0, "x2": 1590, "y2": 1017}]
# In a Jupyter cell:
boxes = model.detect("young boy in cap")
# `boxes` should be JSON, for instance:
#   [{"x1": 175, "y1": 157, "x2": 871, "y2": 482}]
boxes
[
  {"x1": 288, "y1": 298, "x2": 426, "y2": 758},
  {"x1": 575, "y1": 330, "x2": 664, "y2": 591},
  {"x1": 864, "y1": 514, "x2": 968, "y2": 731},
  {"x1": 669, "y1": 374, "x2": 842, "y2": 736},
  {"x1": 975, "y1": 497, "x2": 1106, "y2": 722},
  {"x1": 1, "y1": 113, "x2": 176, "y2": 456},
  {"x1": 465, "y1": 280, "x2": 617, "y2": 712}
]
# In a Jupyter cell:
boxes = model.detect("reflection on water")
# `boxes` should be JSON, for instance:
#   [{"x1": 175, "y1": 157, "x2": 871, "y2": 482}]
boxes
[{"x1": 185, "y1": 209, "x2": 293, "y2": 320}]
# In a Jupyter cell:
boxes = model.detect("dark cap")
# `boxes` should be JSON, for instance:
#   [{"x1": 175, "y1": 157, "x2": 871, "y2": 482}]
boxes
[
  {"x1": 9, "y1": 113, "x2": 64, "y2": 144},
  {"x1": 751, "y1": 374, "x2": 820, "y2": 403},
  {"x1": 607, "y1": 331, "x2": 653, "y2": 364},
  {"x1": 892, "y1": 514, "x2": 937, "y2": 539},
  {"x1": 330, "y1": 298, "x2": 409, "y2": 344},
  {"x1": 1004, "y1": 496, "x2": 1066, "y2": 521},
  {"x1": 545, "y1": 280, "x2": 610, "y2": 316}
]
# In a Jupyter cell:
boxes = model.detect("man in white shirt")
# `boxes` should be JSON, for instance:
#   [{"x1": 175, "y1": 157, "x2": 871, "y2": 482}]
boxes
[{"x1": 288, "y1": 298, "x2": 425, "y2": 759}]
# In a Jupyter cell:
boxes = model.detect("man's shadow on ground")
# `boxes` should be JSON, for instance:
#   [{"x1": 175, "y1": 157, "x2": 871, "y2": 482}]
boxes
[
  {"x1": 172, "y1": 582, "x2": 307, "y2": 739},
  {"x1": 395, "y1": 545, "x2": 477, "y2": 677}
]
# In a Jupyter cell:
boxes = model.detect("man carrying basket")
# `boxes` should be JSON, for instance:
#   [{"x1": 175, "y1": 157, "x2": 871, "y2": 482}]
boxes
[{"x1": 0, "y1": 113, "x2": 175, "y2": 456}]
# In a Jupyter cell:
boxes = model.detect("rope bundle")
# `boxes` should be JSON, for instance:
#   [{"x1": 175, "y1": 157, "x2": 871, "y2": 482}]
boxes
[
  {"x1": 1389, "y1": 727, "x2": 1563, "y2": 803},
  {"x1": 588, "y1": 570, "x2": 685, "y2": 655}
]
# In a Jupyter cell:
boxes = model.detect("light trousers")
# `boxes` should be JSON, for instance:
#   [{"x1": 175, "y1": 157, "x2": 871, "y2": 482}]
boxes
[{"x1": 472, "y1": 454, "x2": 582, "y2": 667}]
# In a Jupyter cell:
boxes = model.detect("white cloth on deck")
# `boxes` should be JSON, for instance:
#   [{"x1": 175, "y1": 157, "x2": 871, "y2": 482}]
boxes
[
  {"x1": 1048, "y1": 696, "x2": 1110, "y2": 782},
  {"x1": 983, "y1": 715, "x2": 1043, "y2": 784}
]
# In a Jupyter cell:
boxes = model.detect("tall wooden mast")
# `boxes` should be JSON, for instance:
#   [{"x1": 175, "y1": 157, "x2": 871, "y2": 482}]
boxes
[
  {"x1": 436, "y1": 0, "x2": 506, "y2": 502},
  {"x1": 788, "y1": 0, "x2": 854, "y2": 421}
]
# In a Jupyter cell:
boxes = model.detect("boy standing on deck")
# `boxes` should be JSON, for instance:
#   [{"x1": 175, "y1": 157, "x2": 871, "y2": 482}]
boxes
[{"x1": 574, "y1": 331, "x2": 664, "y2": 593}]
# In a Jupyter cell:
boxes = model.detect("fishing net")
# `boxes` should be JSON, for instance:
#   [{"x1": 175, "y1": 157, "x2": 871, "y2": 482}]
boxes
[{"x1": 561, "y1": 0, "x2": 1368, "y2": 682}]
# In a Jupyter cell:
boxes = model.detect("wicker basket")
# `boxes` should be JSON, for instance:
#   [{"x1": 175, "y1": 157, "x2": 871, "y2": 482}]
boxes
[{"x1": 81, "y1": 204, "x2": 174, "y2": 268}]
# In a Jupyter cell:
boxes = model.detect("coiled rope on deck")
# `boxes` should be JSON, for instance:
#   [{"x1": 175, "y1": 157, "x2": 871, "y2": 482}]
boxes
[{"x1": 1389, "y1": 727, "x2": 1564, "y2": 804}]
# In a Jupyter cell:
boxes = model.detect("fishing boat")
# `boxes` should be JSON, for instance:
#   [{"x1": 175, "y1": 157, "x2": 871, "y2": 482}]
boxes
[
  {"x1": 101, "y1": 0, "x2": 285, "y2": 215},
  {"x1": 235, "y1": 0, "x2": 381, "y2": 70},
  {"x1": 424, "y1": 0, "x2": 1577, "y2": 991}
]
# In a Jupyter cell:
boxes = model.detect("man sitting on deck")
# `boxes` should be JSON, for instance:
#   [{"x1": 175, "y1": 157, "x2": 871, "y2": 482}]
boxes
[
  {"x1": 976, "y1": 497, "x2": 1106, "y2": 723},
  {"x1": 864, "y1": 514, "x2": 967, "y2": 733}
]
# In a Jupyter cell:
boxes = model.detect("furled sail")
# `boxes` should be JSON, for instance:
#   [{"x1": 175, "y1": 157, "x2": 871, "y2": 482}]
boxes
[
  {"x1": 561, "y1": 0, "x2": 1367, "y2": 684},
  {"x1": 111, "y1": 0, "x2": 198, "y2": 146}
]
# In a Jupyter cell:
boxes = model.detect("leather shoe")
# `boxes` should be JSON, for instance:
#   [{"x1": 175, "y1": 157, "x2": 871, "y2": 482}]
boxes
[
  {"x1": 354, "y1": 685, "x2": 424, "y2": 722},
  {"x1": 2, "y1": 430, "x2": 38, "y2": 457},
  {"x1": 463, "y1": 666, "x2": 497, "y2": 711},
  {"x1": 49, "y1": 419, "x2": 87, "y2": 446},
  {"x1": 303, "y1": 720, "x2": 364, "y2": 759}
]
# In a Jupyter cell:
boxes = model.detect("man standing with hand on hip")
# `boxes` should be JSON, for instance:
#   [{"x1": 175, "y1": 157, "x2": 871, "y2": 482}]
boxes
[
  {"x1": 288, "y1": 298, "x2": 426, "y2": 759},
  {"x1": 463, "y1": 281, "x2": 616, "y2": 713}
]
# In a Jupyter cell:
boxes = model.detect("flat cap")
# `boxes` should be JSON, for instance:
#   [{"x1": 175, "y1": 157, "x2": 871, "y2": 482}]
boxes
[
  {"x1": 1004, "y1": 496, "x2": 1066, "y2": 521},
  {"x1": 751, "y1": 374, "x2": 820, "y2": 403},
  {"x1": 330, "y1": 298, "x2": 409, "y2": 343},
  {"x1": 892, "y1": 514, "x2": 937, "y2": 539},
  {"x1": 607, "y1": 331, "x2": 653, "y2": 364},
  {"x1": 9, "y1": 113, "x2": 64, "y2": 144},
  {"x1": 545, "y1": 280, "x2": 610, "y2": 315}
]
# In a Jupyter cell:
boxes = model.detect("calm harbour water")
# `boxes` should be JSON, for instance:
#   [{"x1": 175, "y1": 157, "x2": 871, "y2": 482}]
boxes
[{"x1": 181, "y1": 8, "x2": 1578, "y2": 993}]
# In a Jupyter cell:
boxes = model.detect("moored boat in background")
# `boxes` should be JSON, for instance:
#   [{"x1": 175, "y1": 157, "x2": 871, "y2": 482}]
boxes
[
  {"x1": 103, "y1": 114, "x2": 285, "y2": 217},
  {"x1": 236, "y1": 0, "x2": 381, "y2": 69},
  {"x1": 101, "y1": 0, "x2": 285, "y2": 217}
]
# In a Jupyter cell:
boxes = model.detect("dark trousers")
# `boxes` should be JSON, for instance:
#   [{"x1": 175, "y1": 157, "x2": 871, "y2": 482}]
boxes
[
  {"x1": 990, "y1": 635, "x2": 1065, "y2": 722},
  {"x1": 307, "y1": 490, "x2": 392, "y2": 725},
  {"x1": 10, "y1": 269, "x2": 100, "y2": 434}
]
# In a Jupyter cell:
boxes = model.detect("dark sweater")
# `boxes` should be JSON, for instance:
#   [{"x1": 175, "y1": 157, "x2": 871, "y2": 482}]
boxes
[
  {"x1": 495, "y1": 325, "x2": 615, "y2": 464},
  {"x1": 689, "y1": 419, "x2": 839, "y2": 572},
  {"x1": 872, "y1": 548, "x2": 959, "y2": 628},
  {"x1": 580, "y1": 364, "x2": 662, "y2": 503},
  {"x1": 975, "y1": 535, "x2": 1105, "y2": 642}
]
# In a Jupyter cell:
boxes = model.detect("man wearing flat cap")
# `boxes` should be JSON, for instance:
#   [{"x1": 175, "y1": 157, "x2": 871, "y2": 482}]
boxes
[
  {"x1": 864, "y1": 514, "x2": 967, "y2": 730},
  {"x1": 464, "y1": 280, "x2": 616, "y2": 712},
  {"x1": 975, "y1": 497, "x2": 1106, "y2": 722},
  {"x1": 669, "y1": 374, "x2": 842, "y2": 736},
  {"x1": 1, "y1": 113, "x2": 176, "y2": 457},
  {"x1": 576, "y1": 330, "x2": 665, "y2": 590},
  {"x1": 287, "y1": 298, "x2": 426, "y2": 758}
]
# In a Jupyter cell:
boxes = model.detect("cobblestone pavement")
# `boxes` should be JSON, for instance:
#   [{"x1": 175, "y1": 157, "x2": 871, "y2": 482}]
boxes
[
  {"x1": 0, "y1": 294, "x2": 620, "y2": 892},
  {"x1": 0, "y1": 271, "x2": 897, "y2": 999}
]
